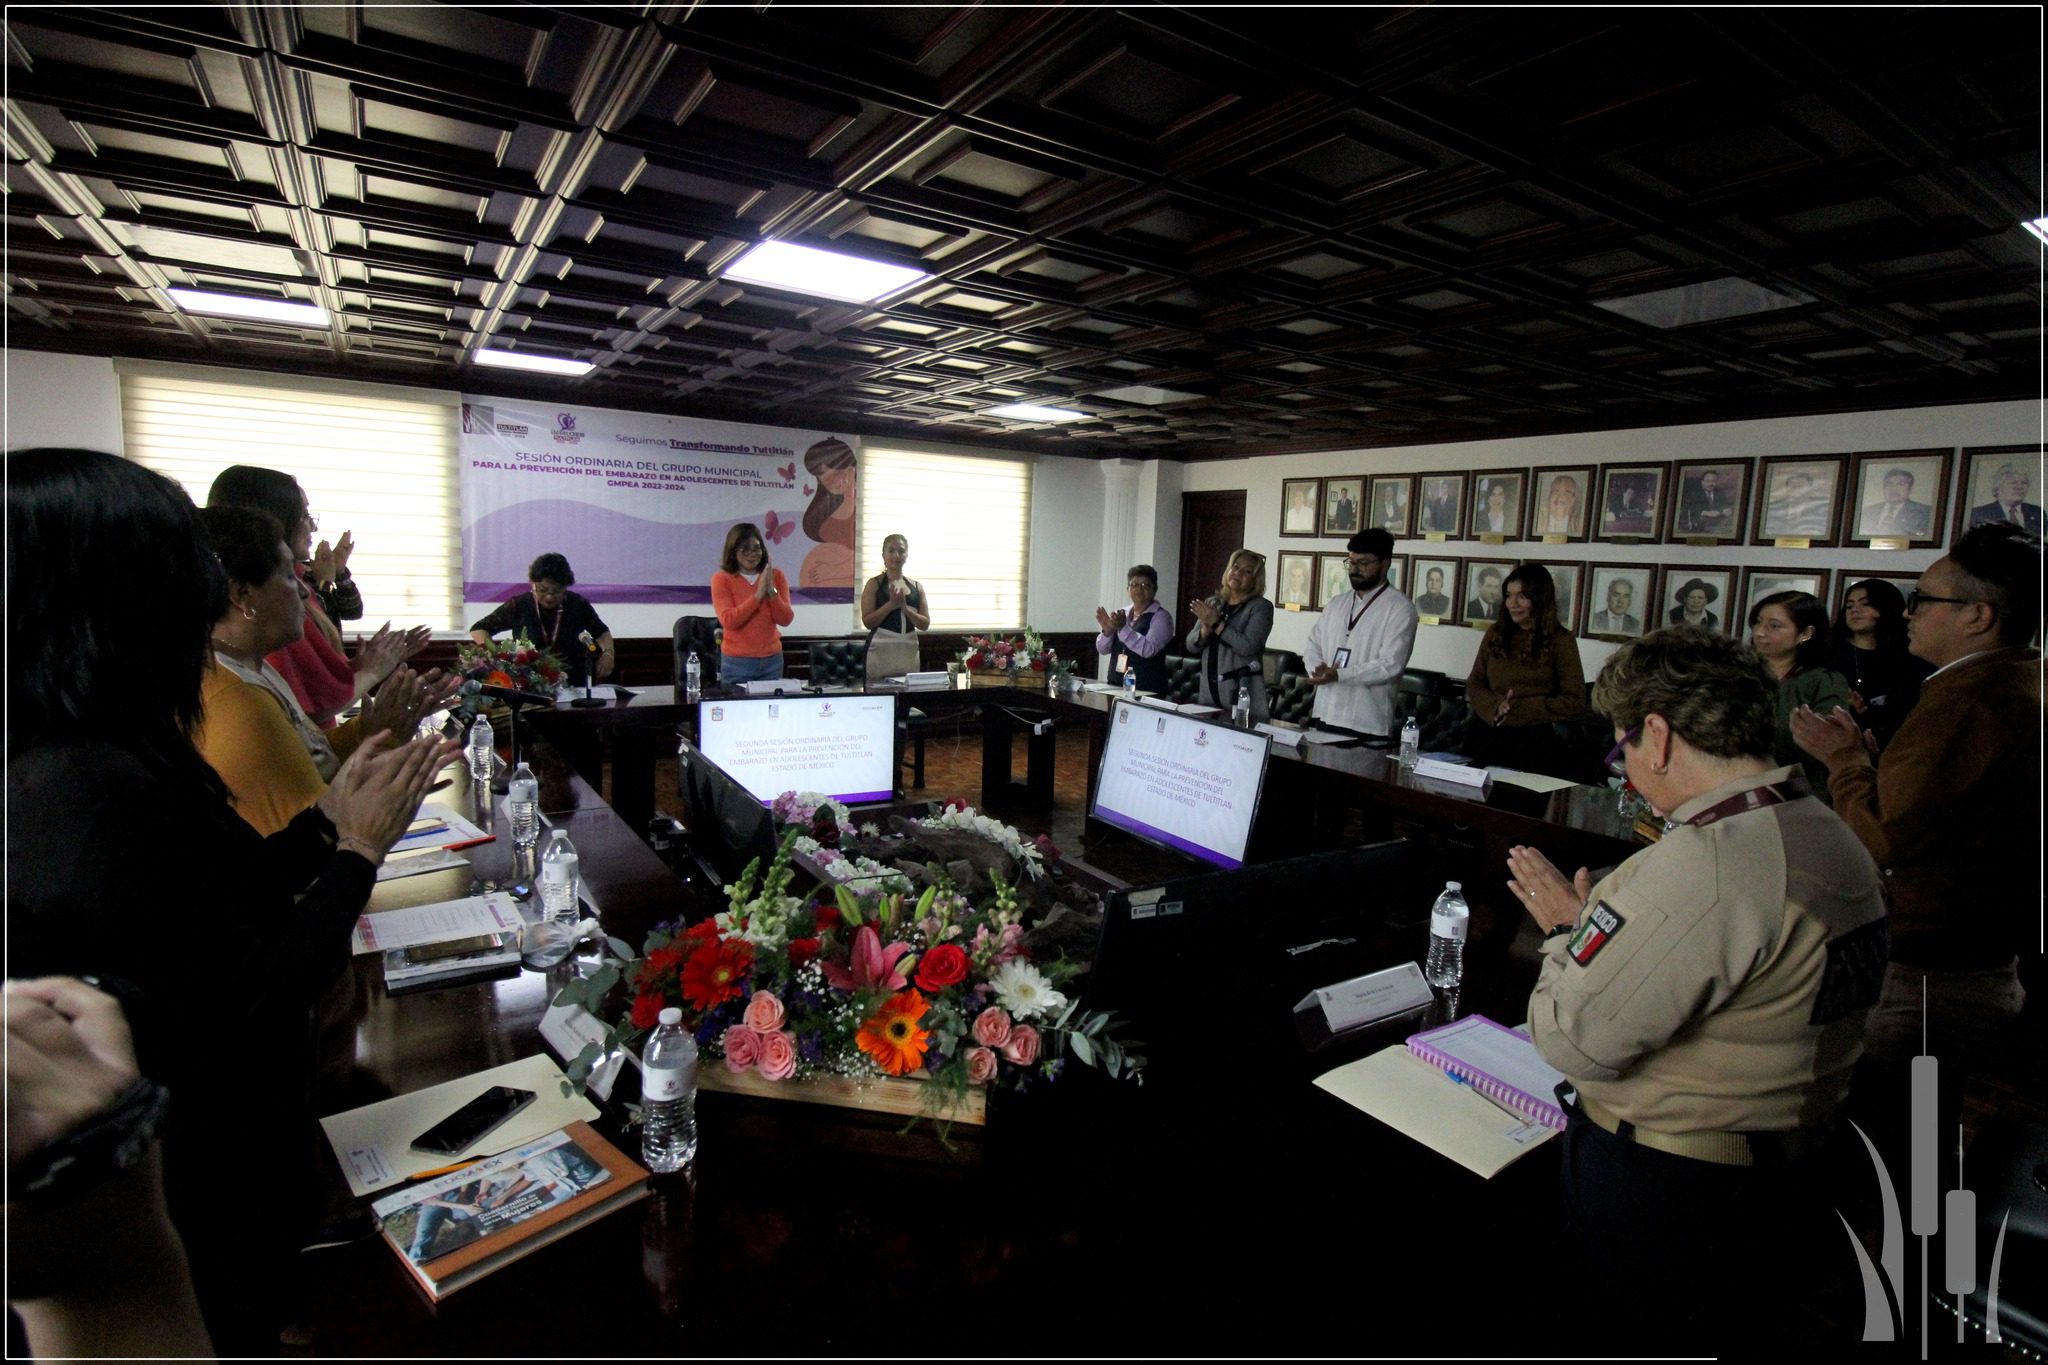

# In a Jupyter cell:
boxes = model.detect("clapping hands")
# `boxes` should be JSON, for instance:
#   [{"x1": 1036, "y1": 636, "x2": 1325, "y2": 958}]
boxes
[{"x1": 318, "y1": 732, "x2": 464, "y2": 864}]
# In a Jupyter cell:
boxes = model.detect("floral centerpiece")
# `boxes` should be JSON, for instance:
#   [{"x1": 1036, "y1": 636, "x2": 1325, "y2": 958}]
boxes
[
  {"x1": 959, "y1": 626, "x2": 1071, "y2": 683},
  {"x1": 452, "y1": 630, "x2": 567, "y2": 721},
  {"x1": 554, "y1": 796, "x2": 1137, "y2": 1127}
]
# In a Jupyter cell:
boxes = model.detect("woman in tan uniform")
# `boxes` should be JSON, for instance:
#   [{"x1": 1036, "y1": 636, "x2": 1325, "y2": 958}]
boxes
[{"x1": 1502, "y1": 628, "x2": 1887, "y2": 1351}]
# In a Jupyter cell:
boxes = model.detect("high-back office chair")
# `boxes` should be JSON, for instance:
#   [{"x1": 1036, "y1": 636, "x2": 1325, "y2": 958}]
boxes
[
  {"x1": 673, "y1": 615, "x2": 722, "y2": 689},
  {"x1": 1394, "y1": 668, "x2": 1468, "y2": 750},
  {"x1": 806, "y1": 637, "x2": 927, "y2": 789},
  {"x1": 1268, "y1": 673, "x2": 1317, "y2": 725},
  {"x1": 1161, "y1": 655, "x2": 1201, "y2": 703}
]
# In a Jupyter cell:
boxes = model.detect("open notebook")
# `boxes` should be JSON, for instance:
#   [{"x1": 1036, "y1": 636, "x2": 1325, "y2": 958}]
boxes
[{"x1": 1406, "y1": 1015, "x2": 1567, "y2": 1129}]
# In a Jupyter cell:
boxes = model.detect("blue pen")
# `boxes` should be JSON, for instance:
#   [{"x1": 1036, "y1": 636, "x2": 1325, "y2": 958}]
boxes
[{"x1": 1447, "y1": 1070, "x2": 1527, "y2": 1123}]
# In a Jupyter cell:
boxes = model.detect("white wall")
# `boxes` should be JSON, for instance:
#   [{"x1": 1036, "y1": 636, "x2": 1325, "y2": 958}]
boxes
[
  {"x1": 3, "y1": 350, "x2": 123, "y2": 451},
  {"x1": 1173, "y1": 400, "x2": 2042, "y2": 680}
]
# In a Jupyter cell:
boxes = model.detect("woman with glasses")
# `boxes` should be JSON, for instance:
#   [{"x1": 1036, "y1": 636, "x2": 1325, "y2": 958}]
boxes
[
  {"x1": 1186, "y1": 548, "x2": 1273, "y2": 721},
  {"x1": 1747, "y1": 590, "x2": 1851, "y2": 802},
  {"x1": 1095, "y1": 563, "x2": 1173, "y2": 694},
  {"x1": 1825, "y1": 579, "x2": 1929, "y2": 750},
  {"x1": 1504, "y1": 627, "x2": 1886, "y2": 1350},
  {"x1": 1461, "y1": 563, "x2": 1587, "y2": 777},
  {"x1": 712, "y1": 522, "x2": 794, "y2": 683},
  {"x1": 469, "y1": 551, "x2": 616, "y2": 686}
]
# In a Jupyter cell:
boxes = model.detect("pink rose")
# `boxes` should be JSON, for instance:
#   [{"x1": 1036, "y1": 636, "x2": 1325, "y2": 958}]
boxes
[
  {"x1": 1001, "y1": 1025, "x2": 1039, "y2": 1066},
  {"x1": 722, "y1": 1024, "x2": 760, "y2": 1072},
  {"x1": 742, "y1": 990, "x2": 785, "y2": 1034},
  {"x1": 758, "y1": 1029, "x2": 797, "y2": 1082},
  {"x1": 971, "y1": 1006, "x2": 1012, "y2": 1048},
  {"x1": 965, "y1": 1046, "x2": 999, "y2": 1084}
]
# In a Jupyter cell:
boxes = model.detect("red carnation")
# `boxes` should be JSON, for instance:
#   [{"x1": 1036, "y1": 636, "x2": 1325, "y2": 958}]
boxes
[
  {"x1": 789, "y1": 937, "x2": 821, "y2": 967},
  {"x1": 813, "y1": 903, "x2": 841, "y2": 934},
  {"x1": 913, "y1": 942, "x2": 969, "y2": 993},
  {"x1": 630, "y1": 992, "x2": 667, "y2": 1030},
  {"x1": 681, "y1": 918, "x2": 721, "y2": 944}
]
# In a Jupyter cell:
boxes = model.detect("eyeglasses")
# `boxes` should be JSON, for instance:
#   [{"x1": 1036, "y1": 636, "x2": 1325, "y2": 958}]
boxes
[
  {"x1": 1346, "y1": 555, "x2": 1383, "y2": 569},
  {"x1": 1905, "y1": 590, "x2": 1973, "y2": 613},
  {"x1": 1604, "y1": 724, "x2": 1642, "y2": 781}
]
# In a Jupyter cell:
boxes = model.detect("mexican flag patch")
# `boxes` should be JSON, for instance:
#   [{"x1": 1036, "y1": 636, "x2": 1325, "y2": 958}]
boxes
[{"x1": 1566, "y1": 901, "x2": 1625, "y2": 967}]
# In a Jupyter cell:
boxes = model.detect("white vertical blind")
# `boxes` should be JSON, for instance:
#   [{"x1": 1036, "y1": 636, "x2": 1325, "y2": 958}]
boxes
[
  {"x1": 856, "y1": 447, "x2": 1032, "y2": 630},
  {"x1": 118, "y1": 365, "x2": 463, "y2": 630}
]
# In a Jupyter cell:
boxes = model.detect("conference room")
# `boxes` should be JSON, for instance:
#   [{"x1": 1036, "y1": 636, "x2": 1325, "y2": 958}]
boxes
[{"x1": 5, "y1": 5, "x2": 2043, "y2": 1357}]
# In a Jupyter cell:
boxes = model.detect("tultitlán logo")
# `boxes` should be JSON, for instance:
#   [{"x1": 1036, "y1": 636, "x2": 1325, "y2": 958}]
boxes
[
  {"x1": 819, "y1": 702, "x2": 833, "y2": 718},
  {"x1": 1195, "y1": 728, "x2": 1209, "y2": 746},
  {"x1": 556, "y1": 412, "x2": 577, "y2": 432}
]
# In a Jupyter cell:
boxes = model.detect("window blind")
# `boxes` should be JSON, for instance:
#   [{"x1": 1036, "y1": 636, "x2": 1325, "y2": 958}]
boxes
[
  {"x1": 856, "y1": 447, "x2": 1032, "y2": 630},
  {"x1": 118, "y1": 365, "x2": 463, "y2": 630}
]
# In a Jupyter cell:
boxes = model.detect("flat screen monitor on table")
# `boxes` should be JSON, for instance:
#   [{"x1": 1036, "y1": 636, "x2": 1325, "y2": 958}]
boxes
[
  {"x1": 1089, "y1": 699, "x2": 1272, "y2": 869},
  {"x1": 676, "y1": 734, "x2": 779, "y2": 887},
  {"x1": 695, "y1": 694, "x2": 896, "y2": 807}
]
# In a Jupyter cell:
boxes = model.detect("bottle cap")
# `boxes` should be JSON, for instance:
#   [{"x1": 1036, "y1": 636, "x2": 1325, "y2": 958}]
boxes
[
  {"x1": 1445, "y1": 881, "x2": 1462, "y2": 892},
  {"x1": 659, "y1": 1007, "x2": 682, "y2": 1026}
]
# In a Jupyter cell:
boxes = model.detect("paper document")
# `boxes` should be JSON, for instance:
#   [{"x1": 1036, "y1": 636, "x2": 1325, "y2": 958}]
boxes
[
  {"x1": 352, "y1": 892, "x2": 525, "y2": 955},
  {"x1": 555, "y1": 685, "x2": 617, "y2": 703},
  {"x1": 375, "y1": 847, "x2": 471, "y2": 882},
  {"x1": 391, "y1": 803, "x2": 490, "y2": 853},
  {"x1": 319, "y1": 1053, "x2": 599, "y2": 1198},
  {"x1": 1300, "y1": 729, "x2": 1358, "y2": 745},
  {"x1": 1486, "y1": 768, "x2": 1578, "y2": 794},
  {"x1": 1176, "y1": 703, "x2": 1222, "y2": 716},
  {"x1": 1314, "y1": 1046, "x2": 1558, "y2": 1178}
]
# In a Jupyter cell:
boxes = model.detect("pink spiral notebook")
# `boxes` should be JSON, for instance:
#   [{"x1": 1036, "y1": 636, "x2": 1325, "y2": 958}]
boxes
[{"x1": 1406, "y1": 1015, "x2": 1568, "y2": 1130}]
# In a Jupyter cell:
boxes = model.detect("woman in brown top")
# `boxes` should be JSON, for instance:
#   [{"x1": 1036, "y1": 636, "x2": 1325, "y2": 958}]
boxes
[{"x1": 1462, "y1": 563, "x2": 1587, "y2": 776}]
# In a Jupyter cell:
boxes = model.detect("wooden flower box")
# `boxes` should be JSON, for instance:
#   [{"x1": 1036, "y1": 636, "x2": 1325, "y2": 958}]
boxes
[{"x1": 696, "y1": 1067, "x2": 989, "y2": 1125}]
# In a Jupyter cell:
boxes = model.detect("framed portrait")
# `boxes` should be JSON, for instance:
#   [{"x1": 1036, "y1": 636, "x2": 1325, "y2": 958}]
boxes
[
  {"x1": 1416, "y1": 472, "x2": 1467, "y2": 537},
  {"x1": 1275, "y1": 551, "x2": 1317, "y2": 609},
  {"x1": 1584, "y1": 563, "x2": 1656, "y2": 640},
  {"x1": 1313, "y1": 551, "x2": 1351, "y2": 609},
  {"x1": 1669, "y1": 459, "x2": 1750, "y2": 543},
  {"x1": 1846, "y1": 449, "x2": 1951, "y2": 547},
  {"x1": 1541, "y1": 561, "x2": 1587, "y2": 634},
  {"x1": 1594, "y1": 464, "x2": 1668, "y2": 541},
  {"x1": 1953, "y1": 444, "x2": 2044, "y2": 541},
  {"x1": 1529, "y1": 467, "x2": 1592, "y2": 541},
  {"x1": 1469, "y1": 469, "x2": 1527, "y2": 540},
  {"x1": 1738, "y1": 566, "x2": 1833, "y2": 630},
  {"x1": 1654, "y1": 566, "x2": 1737, "y2": 637},
  {"x1": 1321, "y1": 477, "x2": 1364, "y2": 538},
  {"x1": 1410, "y1": 556, "x2": 1460, "y2": 621},
  {"x1": 1280, "y1": 478, "x2": 1323, "y2": 538},
  {"x1": 1833, "y1": 571, "x2": 1921, "y2": 625},
  {"x1": 1368, "y1": 474, "x2": 1413, "y2": 537},
  {"x1": 1750, "y1": 455, "x2": 1847, "y2": 546},
  {"x1": 1461, "y1": 559, "x2": 1514, "y2": 627},
  {"x1": 1384, "y1": 554, "x2": 1408, "y2": 595}
]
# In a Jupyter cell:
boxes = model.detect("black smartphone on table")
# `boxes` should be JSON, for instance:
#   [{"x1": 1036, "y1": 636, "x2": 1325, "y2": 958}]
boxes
[{"x1": 409, "y1": 1085, "x2": 537, "y2": 1155}]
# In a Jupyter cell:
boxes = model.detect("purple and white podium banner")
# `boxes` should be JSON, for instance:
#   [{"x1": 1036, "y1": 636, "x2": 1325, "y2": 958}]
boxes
[{"x1": 459, "y1": 398, "x2": 858, "y2": 605}]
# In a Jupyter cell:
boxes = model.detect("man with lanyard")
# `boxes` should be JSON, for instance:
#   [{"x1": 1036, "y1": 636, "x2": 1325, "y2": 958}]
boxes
[
  {"x1": 1301, "y1": 528, "x2": 1418, "y2": 739},
  {"x1": 1505, "y1": 629, "x2": 1886, "y2": 1348}
]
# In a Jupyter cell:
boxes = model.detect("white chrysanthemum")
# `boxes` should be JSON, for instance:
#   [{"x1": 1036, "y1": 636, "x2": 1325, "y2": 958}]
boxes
[{"x1": 989, "y1": 959, "x2": 1066, "y2": 1020}]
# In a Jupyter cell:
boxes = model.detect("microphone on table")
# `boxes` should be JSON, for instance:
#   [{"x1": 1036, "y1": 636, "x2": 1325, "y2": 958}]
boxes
[{"x1": 571, "y1": 629, "x2": 607, "y2": 707}]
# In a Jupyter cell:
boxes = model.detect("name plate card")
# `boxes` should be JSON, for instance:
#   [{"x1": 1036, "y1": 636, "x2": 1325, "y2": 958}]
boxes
[
  {"x1": 1774, "y1": 536, "x2": 1813, "y2": 550},
  {"x1": 1300, "y1": 962, "x2": 1435, "y2": 1034},
  {"x1": 1255, "y1": 722, "x2": 1307, "y2": 749},
  {"x1": 1479, "y1": 533, "x2": 1506, "y2": 545},
  {"x1": 1868, "y1": 536, "x2": 1910, "y2": 551},
  {"x1": 1413, "y1": 757, "x2": 1489, "y2": 788}
]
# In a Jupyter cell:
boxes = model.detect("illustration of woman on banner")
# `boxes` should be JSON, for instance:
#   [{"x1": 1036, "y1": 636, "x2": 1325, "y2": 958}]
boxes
[{"x1": 799, "y1": 436, "x2": 857, "y2": 589}]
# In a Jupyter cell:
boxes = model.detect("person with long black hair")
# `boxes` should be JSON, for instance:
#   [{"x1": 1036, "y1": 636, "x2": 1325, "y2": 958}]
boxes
[
  {"x1": 1747, "y1": 589, "x2": 1851, "y2": 802},
  {"x1": 7, "y1": 448, "x2": 458, "y2": 1350},
  {"x1": 1462, "y1": 563, "x2": 1588, "y2": 776},
  {"x1": 1826, "y1": 578, "x2": 1930, "y2": 750}
]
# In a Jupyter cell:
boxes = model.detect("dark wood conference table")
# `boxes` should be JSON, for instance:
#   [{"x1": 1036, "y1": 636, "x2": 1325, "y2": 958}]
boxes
[{"x1": 305, "y1": 740, "x2": 1575, "y2": 1356}]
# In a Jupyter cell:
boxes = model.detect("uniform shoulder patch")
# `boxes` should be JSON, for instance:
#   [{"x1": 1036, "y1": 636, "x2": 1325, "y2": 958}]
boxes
[
  {"x1": 1810, "y1": 917, "x2": 1889, "y2": 1025},
  {"x1": 1565, "y1": 901, "x2": 1625, "y2": 967}
]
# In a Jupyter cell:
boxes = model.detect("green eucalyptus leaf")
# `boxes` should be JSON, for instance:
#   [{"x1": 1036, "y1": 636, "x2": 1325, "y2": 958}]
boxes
[{"x1": 1068, "y1": 1031, "x2": 1096, "y2": 1066}]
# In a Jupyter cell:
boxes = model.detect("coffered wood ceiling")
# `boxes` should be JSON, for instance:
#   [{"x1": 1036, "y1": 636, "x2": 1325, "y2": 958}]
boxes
[{"x1": 4, "y1": 5, "x2": 2040, "y2": 458}]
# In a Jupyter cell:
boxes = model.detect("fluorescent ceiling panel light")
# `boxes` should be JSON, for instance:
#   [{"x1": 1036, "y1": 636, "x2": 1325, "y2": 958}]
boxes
[
  {"x1": 167, "y1": 287, "x2": 328, "y2": 326},
  {"x1": 1095, "y1": 384, "x2": 1204, "y2": 405},
  {"x1": 987, "y1": 402, "x2": 1087, "y2": 422},
  {"x1": 723, "y1": 241, "x2": 930, "y2": 303},
  {"x1": 1590, "y1": 276, "x2": 1812, "y2": 329},
  {"x1": 2022, "y1": 218, "x2": 2048, "y2": 245},
  {"x1": 474, "y1": 348, "x2": 595, "y2": 377}
]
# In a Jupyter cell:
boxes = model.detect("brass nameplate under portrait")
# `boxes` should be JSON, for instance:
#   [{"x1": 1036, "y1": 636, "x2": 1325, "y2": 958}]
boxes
[
  {"x1": 1774, "y1": 537, "x2": 1813, "y2": 550},
  {"x1": 1868, "y1": 536, "x2": 1910, "y2": 551},
  {"x1": 1480, "y1": 533, "x2": 1505, "y2": 545}
]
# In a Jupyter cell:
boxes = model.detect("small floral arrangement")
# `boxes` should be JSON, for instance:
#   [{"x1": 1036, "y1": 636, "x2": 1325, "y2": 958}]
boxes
[
  {"x1": 554, "y1": 797, "x2": 1138, "y2": 1124},
  {"x1": 959, "y1": 626, "x2": 1068, "y2": 680},
  {"x1": 452, "y1": 630, "x2": 566, "y2": 720}
]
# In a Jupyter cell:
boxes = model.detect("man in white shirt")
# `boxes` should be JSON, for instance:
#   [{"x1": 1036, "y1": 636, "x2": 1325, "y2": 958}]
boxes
[{"x1": 1301, "y1": 528, "x2": 1419, "y2": 738}]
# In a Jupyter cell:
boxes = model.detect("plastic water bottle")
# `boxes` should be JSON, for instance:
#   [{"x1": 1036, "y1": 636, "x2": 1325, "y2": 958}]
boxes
[
  {"x1": 467, "y1": 713, "x2": 495, "y2": 781},
  {"x1": 641, "y1": 1008, "x2": 699, "y2": 1173},
  {"x1": 1424, "y1": 881, "x2": 1470, "y2": 989},
  {"x1": 539, "y1": 829, "x2": 581, "y2": 924},
  {"x1": 508, "y1": 761, "x2": 540, "y2": 850},
  {"x1": 1123, "y1": 667, "x2": 1138, "y2": 700},
  {"x1": 1399, "y1": 715, "x2": 1420, "y2": 770},
  {"x1": 1231, "y1": 686, "x2": 1252, "y2": 727},
  {"x1": 684, "y1": 649, "x2": 702, "y2": 703}
]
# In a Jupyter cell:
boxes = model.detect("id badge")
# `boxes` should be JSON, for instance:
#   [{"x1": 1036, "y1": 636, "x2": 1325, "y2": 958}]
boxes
[
  {"x1": 1333, "y1": 647, "x2": 1352, "y2": 668},
  {"x1": 1116, "y1": 652, "x2": 1129, "y2": 673}
]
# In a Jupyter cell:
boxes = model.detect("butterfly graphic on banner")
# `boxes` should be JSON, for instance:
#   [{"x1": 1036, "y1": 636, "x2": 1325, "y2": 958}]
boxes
[
  {"x1": 802, "y1": 483, "x2": 814, "y2": 496},
  {"x1": 777, "y1": 462, "x2": 796, "y2": 483},
  {"x1": 762, "y1": 510, "x2": 797, "y2": 544}
]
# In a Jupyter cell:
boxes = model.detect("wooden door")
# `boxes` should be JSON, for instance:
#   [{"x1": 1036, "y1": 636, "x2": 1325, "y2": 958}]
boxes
[{"x1": 1175, "y1": 490, "x2": 1246, "y2": 643}]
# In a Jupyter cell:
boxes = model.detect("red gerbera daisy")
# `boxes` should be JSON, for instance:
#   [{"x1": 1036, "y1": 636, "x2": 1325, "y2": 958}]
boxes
[{"x1": 680, "y1": 937, "x2": 753, "y2": 1011}]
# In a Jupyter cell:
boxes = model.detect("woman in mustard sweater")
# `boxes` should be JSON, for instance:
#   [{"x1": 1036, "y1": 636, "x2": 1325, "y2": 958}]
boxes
[
  {"x1": 1461, "y1": 563, "x2": 1588, "y2": 777},
  {"x1": 711, "y1": 521, "x2": 795, "y2": 683}
]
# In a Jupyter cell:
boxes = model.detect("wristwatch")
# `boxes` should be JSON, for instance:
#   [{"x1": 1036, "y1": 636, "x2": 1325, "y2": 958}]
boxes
[{"x1": 15, "y1": 1077, "x2": 172, "y2": 1199}]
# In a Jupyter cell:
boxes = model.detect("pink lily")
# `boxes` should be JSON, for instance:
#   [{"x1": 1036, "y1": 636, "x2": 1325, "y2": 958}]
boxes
[{"x1": 820, "y1": 925, "x2": 912, "y2": 993}]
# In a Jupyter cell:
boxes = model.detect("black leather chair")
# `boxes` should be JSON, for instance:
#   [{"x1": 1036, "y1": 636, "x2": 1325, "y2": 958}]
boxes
[
  {"x1": 808, "y1": 637, "x2": 925, "y2": 788},
  {"x1": 1268, "y1": 672, "x2": 1317, "y2": 725},
  {"x1": 1161, "y1": 655, "x2": 1201, "y2": 703},
  {"x1": 1394, "y1": 668, "x2": 1469, "y2": 751},
  {"x1": 673, "y1": 615, "x2": 722, "y2": 689}
]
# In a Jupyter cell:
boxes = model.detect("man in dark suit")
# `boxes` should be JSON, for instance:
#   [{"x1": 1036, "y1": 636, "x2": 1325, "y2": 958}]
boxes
[
  {"x1": 1677, "y1": 469, "x2": 1734, "y2": 535},
  {"x1": 1413, "y1": 567, "x2": 1452, "y2": 616},
  {"x1": 1966, "y1": 462, "x2": 2044, "y2": 534},
  {"x1": 1860, "y1": 468, "x2": 1934, "y2": 538},
  {"x1": 1420, "y1": 483, "x2": 1459, "y2": 534},
  {"x1": 1330, "y1": 487, "x2": 1357, "y2": 532}
]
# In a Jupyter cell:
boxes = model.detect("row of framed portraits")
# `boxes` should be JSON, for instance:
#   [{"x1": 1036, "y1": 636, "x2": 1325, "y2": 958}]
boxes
[
  {"x1": 1277, "y1": 444, "x2": 2042, "y2": 549},
  {"x1": 1272, "y1": 550, "x2": 1918, "y2": 643}
]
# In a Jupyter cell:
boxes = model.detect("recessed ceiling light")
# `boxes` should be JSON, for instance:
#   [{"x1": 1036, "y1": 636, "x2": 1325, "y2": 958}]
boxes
[
  {"x1": 988, "y1": 402, "x2": 1087, "y2": 422},
  {"x1": 167, "y1": 287, "x2": 328, "y2": 326},
  {"x1": 1590, "y1": 276, "x2": 1812, "y2": 329},
  {"x1": 1095, "y1": 384, "x2": 1204, "y2": 406},
  {"x1": 2022, "y1": 218, "x2": 2048, "y2": 245},
  {"x1": 474, "y1": 348, "x2": 595, "y2": 377},
  {"x1": 723, "y1": 241, "x2": 930, "y2": 304}
]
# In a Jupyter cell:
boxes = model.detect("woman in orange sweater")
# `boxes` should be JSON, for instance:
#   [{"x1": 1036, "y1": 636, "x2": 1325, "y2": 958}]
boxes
[{"x1": 711, "y1": 521, "x2": 794, "y2": 683}]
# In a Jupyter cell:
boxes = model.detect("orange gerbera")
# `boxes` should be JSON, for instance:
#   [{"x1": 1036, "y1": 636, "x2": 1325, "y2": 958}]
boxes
[{"x1": 856, "y1": 990, "x2": 931, "y2": 1077}]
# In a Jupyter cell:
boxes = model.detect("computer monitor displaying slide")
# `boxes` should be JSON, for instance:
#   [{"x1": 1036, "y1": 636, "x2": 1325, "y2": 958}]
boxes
[
  {"x1": 696, "y1": 694, "x2": 896, "y2": 806},
  {"x1": 676, "y1": 734, "x2": 779, "y2": 887},
  {"x1": 1089, "y1": 700, "x2": 1271, "y2": 869}
]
